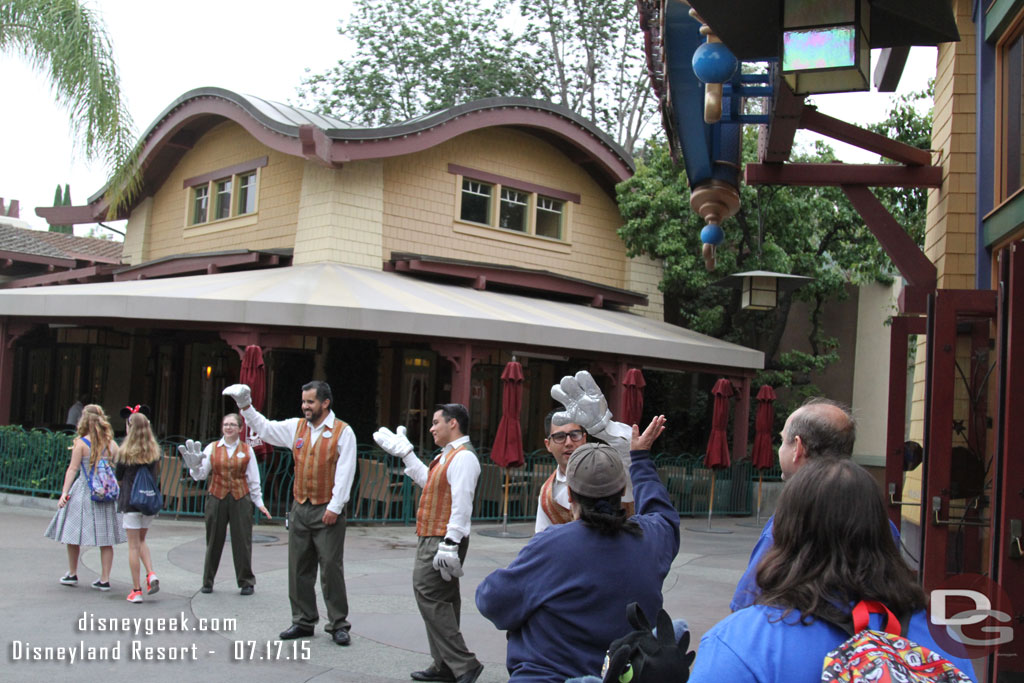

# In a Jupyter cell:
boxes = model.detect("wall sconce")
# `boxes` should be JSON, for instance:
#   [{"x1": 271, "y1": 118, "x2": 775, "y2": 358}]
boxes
[{"x1": 781, "y1": 0, "x2": 870, "y2": 94}]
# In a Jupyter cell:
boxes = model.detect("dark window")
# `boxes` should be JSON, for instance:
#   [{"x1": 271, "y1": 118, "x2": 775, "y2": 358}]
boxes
[{"x1": 460, "y1": 179, "x2": 491, "y2": 224}]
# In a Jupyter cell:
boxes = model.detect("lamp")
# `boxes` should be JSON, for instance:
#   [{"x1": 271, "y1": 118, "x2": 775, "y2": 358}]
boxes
[
  {"x1": 781, "y1": 0, "x2": 870, "y2": 94},
  {"x1": 714, "y1": 270, "x2": 813, "y2": 310}
]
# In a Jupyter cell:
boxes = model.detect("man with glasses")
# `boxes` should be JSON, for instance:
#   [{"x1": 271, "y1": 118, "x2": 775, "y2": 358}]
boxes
[{"x1": 535, "y1": 371, "x2": 635, "y2": 533}]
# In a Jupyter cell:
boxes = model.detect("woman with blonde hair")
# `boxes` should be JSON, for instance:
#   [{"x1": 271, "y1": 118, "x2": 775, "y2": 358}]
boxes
[
  {"x1": 45, "y1": 404, "x2": 126, "y2": 590},
  {"x1": 115, "y1": 410, "x2": 162, "y2": 603}
]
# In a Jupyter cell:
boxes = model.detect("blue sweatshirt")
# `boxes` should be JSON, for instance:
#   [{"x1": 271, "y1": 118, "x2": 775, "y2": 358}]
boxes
[
  {"x1": 475, "y1": 450, "x2": 681, "y2": 682},
  {"x1": 690, "y1": 605, "x2": 975, "y2": 682}
]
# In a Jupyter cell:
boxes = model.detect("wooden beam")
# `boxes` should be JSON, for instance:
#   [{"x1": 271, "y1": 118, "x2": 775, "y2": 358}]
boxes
[
  {"x1": 874, "y1": 46, "x2": 910, "y2": 92},
  {"x1": 759, "y1": 76, "x2": 805, "y2": 163},
  {"x1": 800, "y1": 107, "x2": 932, "y2": 166},
  {"x1": 746, "y1": 162, "x2": 941, "y2": 187}
]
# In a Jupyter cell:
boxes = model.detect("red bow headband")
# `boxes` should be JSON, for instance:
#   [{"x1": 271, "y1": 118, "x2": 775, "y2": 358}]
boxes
[{"x1": 119, "y1": 404, "x2": 152, "y2": 419}]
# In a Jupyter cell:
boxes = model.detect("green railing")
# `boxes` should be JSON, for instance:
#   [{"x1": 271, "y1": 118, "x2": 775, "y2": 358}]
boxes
[{"x1": 0, "y1": 426, "x2": 781, "y2": 524}]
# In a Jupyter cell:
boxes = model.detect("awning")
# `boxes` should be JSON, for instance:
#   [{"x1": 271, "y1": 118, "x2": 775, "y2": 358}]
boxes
[{"x1": 0, "y1": 263, "x2": 763, "y2": 371}]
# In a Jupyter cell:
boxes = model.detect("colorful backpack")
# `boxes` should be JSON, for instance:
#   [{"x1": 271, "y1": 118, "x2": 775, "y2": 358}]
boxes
[
  {"x1": 81, "y1": 437, "x2": 119, "y2": 503},
  {"x1": 821, "y1": 601, "x2": 973, "y2": 683}
]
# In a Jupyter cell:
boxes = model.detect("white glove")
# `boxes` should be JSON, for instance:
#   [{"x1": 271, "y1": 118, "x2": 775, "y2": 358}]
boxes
[
  {"x1": 177, "y1": 439, "x2": 205, "y2": 470},
  {"x1": 432, "y1": 541, "x2": 463, "y2": 581},
  {"x1": 222, "y1": 384, "x2": 252, "y2": 410},
  {"x1": 551, "y1": 370, "x2": 615, "y2": 434},
  {"x1": 373, "y1": 425, "x2": 415, "y2": 459}
]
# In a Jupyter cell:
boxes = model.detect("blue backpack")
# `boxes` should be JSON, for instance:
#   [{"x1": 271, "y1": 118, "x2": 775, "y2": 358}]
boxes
[
  {"x1": 80, "y1": 437, "x2": 119, "y2": 503},
  {"x1": 128, "y1": 464, "x2": 163, "y2": 516}
]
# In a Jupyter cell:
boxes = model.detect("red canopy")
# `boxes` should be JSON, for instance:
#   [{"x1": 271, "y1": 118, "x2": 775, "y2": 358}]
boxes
[
  {"x1": 621, "y1": 368, "x2": 646, "y2": 426},
  {"x1": 239, "y1": 345, "x2": 272, "y2": 461},
  {"x1": 489, "y1": 360, "x2": 525, "y2": 468},
  {"x1": 705, "y1": 378, "x2": 734, "y2": 469},
  {"x1": 750, "y1": 385, "x2": 777, "y2": 470}
]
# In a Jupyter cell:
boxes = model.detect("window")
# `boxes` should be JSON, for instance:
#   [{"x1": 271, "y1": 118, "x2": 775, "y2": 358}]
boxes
[
  {"x1": 450, "y1": 164, "x2": 578, "y2": 242},
  {"x1": 183, "y1": 156, "x2": 267, "y2": 227},
  {"x1": 499, "y1": 188, "x2": 528, "y2": 232},
  {"x1": 193, "y1": 186, "x2": 209, "y2": 224},
  {"x1": 460, "y1": 180, "x2": 491, "y2": 224},
  {"x1": 214, "y1": 178, "x2": 232, "y2": 220},
  {"x1": 1002, "y1": 29, "x2": 1023, "y2": 199}
]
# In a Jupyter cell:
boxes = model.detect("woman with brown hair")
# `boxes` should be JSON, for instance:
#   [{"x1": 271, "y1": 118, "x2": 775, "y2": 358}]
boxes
[
  {"x1": 689, "y1": 457, "x2": 975, "y2": 681},
  {"x1": 45, "y1": 404, "x2": 126, "y2": 590},
  {"x1": 115, "y1": 410, "x2": 162, "y2": 604}
]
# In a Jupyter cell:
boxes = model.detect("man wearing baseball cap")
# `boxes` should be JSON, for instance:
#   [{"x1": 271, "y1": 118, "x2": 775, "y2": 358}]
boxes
[{"x1": 475, "y1": 372, "x2": 680, "y2": 682}]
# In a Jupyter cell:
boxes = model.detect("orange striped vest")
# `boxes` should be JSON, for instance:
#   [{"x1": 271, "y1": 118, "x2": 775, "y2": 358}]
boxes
[
  {"x1": 292, "y1": 418, "x2": 346, "y2": 505},
  {"x1": 208, "y1": 442, "x2": 252, "y2": 500},
  {"x1": 416, "y1": 444, "x2": 470, "y2": 537},
  {"x1": 539, "y1": 471, "x2": 574, "y2": 526}
]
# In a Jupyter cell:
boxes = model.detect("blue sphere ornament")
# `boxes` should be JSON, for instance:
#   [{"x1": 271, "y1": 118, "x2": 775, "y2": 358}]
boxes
[
  {"x1": 691, "y1": 42, "x2": 738, "y2": 84},
  {"x1": 701, "y1": 223, "x2": 725, "y2": 246}
]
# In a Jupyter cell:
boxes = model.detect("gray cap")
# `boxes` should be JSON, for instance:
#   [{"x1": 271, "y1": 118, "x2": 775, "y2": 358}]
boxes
[{"x1": 566, "y1": 443, "x2": 626, "y2": 498}]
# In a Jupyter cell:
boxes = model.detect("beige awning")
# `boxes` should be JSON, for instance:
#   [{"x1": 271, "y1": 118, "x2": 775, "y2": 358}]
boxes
[{"x1": 0, "y1": 263, "x2": 763, "y2": 370}]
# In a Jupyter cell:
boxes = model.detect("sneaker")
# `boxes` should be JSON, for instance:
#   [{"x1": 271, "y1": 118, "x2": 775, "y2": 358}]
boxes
[
  {"x1": 91, "y1": 580, "x2": 111, "y2": 591},
  {"x1": 146, "y1": 572, "x2": 159, "y2": 595},
  {"x1": 60, "y1": 572, "x2": 78, "y2": 586},
  {"x1": 127, "y1": 590, "x2": 143, "y2": 603}
]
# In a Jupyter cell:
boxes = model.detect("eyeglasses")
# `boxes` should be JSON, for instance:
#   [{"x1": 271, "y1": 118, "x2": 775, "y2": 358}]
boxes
[
  {"x1": 222, "y1": 422, "x2": 240, "y2": 429},
  {"x1": 547, "y1": 429, "x2": 585, "y2": 444}
]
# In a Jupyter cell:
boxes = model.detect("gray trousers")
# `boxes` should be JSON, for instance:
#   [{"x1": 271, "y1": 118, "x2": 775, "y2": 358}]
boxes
[
  {"x1": 203, "y1": 494, "x2": 254, "y2": 588},
  {"x1": 289, "y1": 501, "x2": 350, "y2": 632},
  {"x1": 413, "y1": 536, "x2": 479, "y2": 676}
]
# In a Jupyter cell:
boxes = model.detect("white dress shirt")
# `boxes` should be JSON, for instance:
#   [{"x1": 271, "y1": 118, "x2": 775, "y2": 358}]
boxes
[
  {"x1": 402, "y1": 434, "x2": 480, "y2": 542},
  {"x1": 240, "y1": 406, "x2": 357, "y2": 515},
  {"x1": 188, "y1": 438, "x2": 266, "y2": 509}
]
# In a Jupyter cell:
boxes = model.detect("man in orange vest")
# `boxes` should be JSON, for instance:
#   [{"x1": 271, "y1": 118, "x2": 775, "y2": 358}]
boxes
[
  {"x1": 374, "y1": 403, "x2": 484, "y2": 683},
  {"x1": 535, "y1": 371, "x2": 635, "y2": 534},
  {"x1": 224, "y1": 381, "x2": 357, "y2": 646}
]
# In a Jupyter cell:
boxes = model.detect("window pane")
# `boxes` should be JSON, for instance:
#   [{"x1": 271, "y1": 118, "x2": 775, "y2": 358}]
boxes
[
  {"x1": 1005, "y1": 33, "x2": 1023, "y2": 198},
  {"x1": 499, "y1": 188, "x2": 527, "y2": 232},
  {"x1": 238, "y1": 172, "x2": 256, "y2": 215},
  {"x1": 460, "y1": 179, "x2": 491, "y2": 224},
  {"x1": 535, "y1": 196, "x2": 563, "y2": 239},
  {"x1": 215, "y1": 178, "x2": 232, "y2": 220},
  {"x1": 193, "y1": 186, "x2": 209, "y2": 224}
]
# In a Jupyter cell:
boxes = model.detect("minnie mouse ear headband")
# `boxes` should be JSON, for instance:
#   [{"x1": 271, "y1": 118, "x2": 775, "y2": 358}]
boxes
[{"x1": 120, "y1": 404, "x2": 152, "y2": 419}]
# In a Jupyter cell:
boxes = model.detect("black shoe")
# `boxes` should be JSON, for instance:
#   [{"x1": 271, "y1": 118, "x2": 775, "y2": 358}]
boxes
[
  {"x1": 454, "y1": 665, "x2": 484, "y2": 683},
  {"x1": 279, "y1": 625, "x2": 314, "y2": 640},
  {"x1": 331, "y1": 629, "x2": 351, "y2": 646},
  {"x1": 200, "y1": 585, "x2": 213, "y2": 594},
  {"x1": 411, "y1": 663, "x2": 456, "y2": 682},
  {"x1": 240, "y1": 586, "x2": 254, "y2": 596}
]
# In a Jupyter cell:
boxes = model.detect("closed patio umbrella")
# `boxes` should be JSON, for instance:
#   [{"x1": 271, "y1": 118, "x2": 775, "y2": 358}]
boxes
[
  {"x1": 239, "y1": 345, "x2": 271, "y2": 462},
  {"x1": 621, "y1": 368, "x2": 646, "y2": 427},
  {"x1": 480, "y1": 359, "x2": 529, "y2": 538},
  {"x1": 689, "y1": 378, "x2": 734, "y2": 534},
  {"x1": 749, "y1": 385, "x2": 776, "y2": 525}
]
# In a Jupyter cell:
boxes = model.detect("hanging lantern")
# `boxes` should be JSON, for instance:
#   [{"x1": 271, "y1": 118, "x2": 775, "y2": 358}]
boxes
[
  {"x1": 781, "y1": 0, "x2": 870, "y2": 95},
  {"x1": 714, "y1": 270, "x2": 813, "y2": 310}
]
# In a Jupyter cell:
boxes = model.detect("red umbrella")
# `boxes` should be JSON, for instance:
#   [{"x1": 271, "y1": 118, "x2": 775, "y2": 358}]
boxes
[
  {"x1": 705, "y1": 378, "x2": 735, "y2": 469},
  {"x1": 751, "y1": 385, "x2": 777, "y2": 470},
  {"x1": 239, "y1": 345, "x2": 272, "y2": 462},
  {"x1": 621, "y1": 368, "x2": 646, "y2": 426},
  {"x1": 490, "y1": 360, "x2": 525, "y2": 468},
  {"x1": 749, "y1": 385, "x2": 776, "y2": 525}
]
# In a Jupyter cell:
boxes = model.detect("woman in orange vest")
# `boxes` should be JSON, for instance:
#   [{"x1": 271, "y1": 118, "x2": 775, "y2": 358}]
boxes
[{"x1": 181, "y1": 413, "x2": 270, "y2": 595}]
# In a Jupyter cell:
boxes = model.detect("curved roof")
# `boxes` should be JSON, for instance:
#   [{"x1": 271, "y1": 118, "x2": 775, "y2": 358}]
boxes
[{"x1": 40, "y1": 88, "x2": 634, "y2": 224}]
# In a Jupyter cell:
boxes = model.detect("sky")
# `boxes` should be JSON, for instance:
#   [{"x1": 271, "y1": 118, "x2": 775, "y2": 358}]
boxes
[{"x1": 0, "y1": 1, "x2": 937, "y2": 236}]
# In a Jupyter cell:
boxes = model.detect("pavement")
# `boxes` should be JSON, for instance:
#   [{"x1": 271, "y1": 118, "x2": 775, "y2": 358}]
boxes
[{"x1": 0, "y1": 492, "x2": 763, "y2": 683}]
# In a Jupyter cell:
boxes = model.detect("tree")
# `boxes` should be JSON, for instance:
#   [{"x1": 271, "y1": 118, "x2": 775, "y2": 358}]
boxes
[
  {"x1": 299, "y1": 0, "x2": 541, "y2": 127},
  {"x1": 298, "y1": 0, "x2": 656, "y2": 154},
  {"x1": 617, "y1": 88, "x2": 933, "y2": 421},
  {"x1": 0, "y1": 0, "x2": 138, "y2": 214},
  {"x1": 49, "y1": 183, "x2": 71, "y2": 233}
]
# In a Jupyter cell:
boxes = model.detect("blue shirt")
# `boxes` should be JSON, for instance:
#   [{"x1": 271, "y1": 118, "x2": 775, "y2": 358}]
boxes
[
  {"x1": 475, "y1": 450, "x2": 680, "y2": 682},
  {"x1": 731, "y1": 516, "x2": 902, "y2": 612},
  {"x1": 690, "y1": 605, "x2": 975, "y2": 682}
]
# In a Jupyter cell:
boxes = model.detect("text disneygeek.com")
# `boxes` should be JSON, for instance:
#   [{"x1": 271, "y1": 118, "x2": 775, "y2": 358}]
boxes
[{"x1": 8, "y1": 611, "x2": 310, "y2": 663}]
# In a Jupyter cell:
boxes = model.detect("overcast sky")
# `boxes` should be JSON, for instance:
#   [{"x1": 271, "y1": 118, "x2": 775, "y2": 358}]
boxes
[{"x1": 0, "y1": 1, "x2": 937, "y2": 235}]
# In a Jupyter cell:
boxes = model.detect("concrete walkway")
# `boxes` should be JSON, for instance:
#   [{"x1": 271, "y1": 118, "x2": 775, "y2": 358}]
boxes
[{"x1": 0, "y1": 493, "x2": 761, "y2": 682}]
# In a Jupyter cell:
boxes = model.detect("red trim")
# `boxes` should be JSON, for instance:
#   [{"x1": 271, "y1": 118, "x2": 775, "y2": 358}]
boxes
[
  {"x1": 747, "y1": 163, "x2": 942, "y2": 188},
  {"x1": 113, "y1": 251, "x2": 287, "y2": 281},
  {"x1": 760, "y1": 77, "x2": 806, "y2": 163},
  {"x1": 2, "y1": 264, "x2": 118, "y2": 288},
  {"x1": 182, "y1": 156, "x2": 268, "y2": 189},
  {"x1": 0, "y1": 250, "x2": 75, "y2": 269},
  {"x1": 447, "y1": 164, "x2": 581, "y2": 203},
  {"x1": 885, "y1": 315, "x2": 926, "y2": 529},
  {"x1": 801, "y1": 108, "x2": 932, "y2": 166}
]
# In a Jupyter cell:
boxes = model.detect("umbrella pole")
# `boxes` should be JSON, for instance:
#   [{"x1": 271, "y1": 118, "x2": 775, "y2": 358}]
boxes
[
  {"x1": 756, "y1": 473, "x2": 763, "y2": 525},
  {"x1": 501, "y1": 468, "x2": 510, "y2": 534},
  {"x1": 706, "y1": 469, "x2": 716, "y2": 530}
]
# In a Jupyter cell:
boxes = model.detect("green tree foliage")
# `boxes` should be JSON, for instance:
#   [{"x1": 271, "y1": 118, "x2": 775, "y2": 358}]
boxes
[
  {"x1": 298, "y1": 0, "x2": 655, "y2": 154},
  {"x1": 0, "y1": 0, "x2": 139, "y2": 215},
  {"x1": 49, "y1": 182, "x2": 71, "y2": 233},
  {"x1": 617, "y1": 89, "x2": 932, "y2": 413}
]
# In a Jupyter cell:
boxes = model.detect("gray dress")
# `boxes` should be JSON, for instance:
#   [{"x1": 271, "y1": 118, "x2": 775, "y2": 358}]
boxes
[{"x1": 44, "y1": 444, "x2": 127, "y2": 547}]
